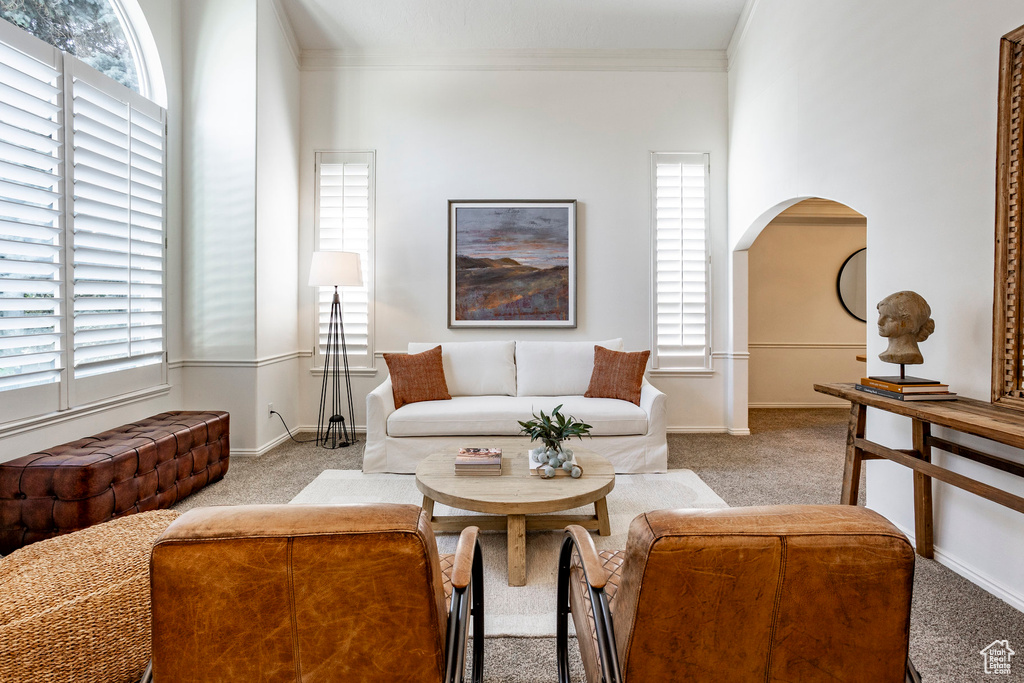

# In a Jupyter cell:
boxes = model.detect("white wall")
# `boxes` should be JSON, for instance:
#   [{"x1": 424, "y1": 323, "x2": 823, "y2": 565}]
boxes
[
  {"x1": 729, "y1": 0, "x2": 1024, "y2": 608},
  {"x1": 179, "y1": 0, "x2": 302, "y2": 453},
  {"x1": 181, "y1": 0, "x2": 257, "y2": 361},
  {"x1": 748, "y1": 221, "x2": 865, "y2": 407},
  {"x1": 254, "y1": 0, "x2": 302, "y2": 449},
  {"x1": 296, "y1": 66, "x2": 732, "y2": 433}
]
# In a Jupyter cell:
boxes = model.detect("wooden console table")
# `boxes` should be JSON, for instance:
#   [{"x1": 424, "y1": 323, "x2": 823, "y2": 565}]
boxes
[{"x1": 814, "y1": 383, "x2": 1024, "y2": 558}]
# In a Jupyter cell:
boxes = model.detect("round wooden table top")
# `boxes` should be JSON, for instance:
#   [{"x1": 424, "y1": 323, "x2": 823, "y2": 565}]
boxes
[{"x1": 415, "y1": 437, "x2": 615, "y2": 515}]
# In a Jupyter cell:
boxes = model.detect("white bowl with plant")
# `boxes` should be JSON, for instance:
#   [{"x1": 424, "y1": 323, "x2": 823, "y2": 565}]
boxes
[{"x1": 518, "y1": 405, "x2": 592, "y2": 479}]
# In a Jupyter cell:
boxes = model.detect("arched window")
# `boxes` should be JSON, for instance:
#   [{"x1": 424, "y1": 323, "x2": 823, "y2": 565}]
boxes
[{"x1": 0, "y1": 0, "x2": 141, "y2": 93}]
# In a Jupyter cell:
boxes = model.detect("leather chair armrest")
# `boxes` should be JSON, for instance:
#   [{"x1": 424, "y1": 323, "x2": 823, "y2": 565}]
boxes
[
  {"x1": 445, "y1": 526, "x2": 484, "y2": 683},
  {"x1": 564, "y1": 524, "x2": 609, "y2": 589},
  {"x1": 450, "y1": 526, "x2": 480, "y2": 590},
  {"x1": 557, "y1": 526, "x2": 623, "y2": 683}
]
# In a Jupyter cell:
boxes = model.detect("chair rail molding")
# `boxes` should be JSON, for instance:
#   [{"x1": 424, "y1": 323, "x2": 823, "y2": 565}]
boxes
[{"x1": 169, "y1": 351, "x2": 311, "y2": 370}]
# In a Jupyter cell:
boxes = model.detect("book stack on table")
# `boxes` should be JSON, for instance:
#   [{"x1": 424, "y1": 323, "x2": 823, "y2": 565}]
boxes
[
  {"x1": 855, "y1": 376, "x2": 957, "y2": 401},
  {"x1": 454, "y1": 447, "x2": 502, "y2": 476}
]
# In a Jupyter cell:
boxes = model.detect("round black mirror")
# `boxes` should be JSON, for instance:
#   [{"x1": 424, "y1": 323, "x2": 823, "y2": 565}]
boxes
[{"x1": 837, "y1": 248, "x2": 867, "y2": 322}]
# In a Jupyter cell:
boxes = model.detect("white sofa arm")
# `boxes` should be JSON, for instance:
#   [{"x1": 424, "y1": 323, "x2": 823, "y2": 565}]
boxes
[
  {"x1": 639, "y1": 378, "x2": 667, "y2": 436},
  {"x1": 363, "y1": 378, "x2": 396, "y2": 472}
]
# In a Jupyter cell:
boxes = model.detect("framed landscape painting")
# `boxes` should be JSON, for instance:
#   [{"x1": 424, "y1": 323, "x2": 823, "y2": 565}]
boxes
[{"x1": 448, "y1": 200, "x2": 577, "y2": 328}]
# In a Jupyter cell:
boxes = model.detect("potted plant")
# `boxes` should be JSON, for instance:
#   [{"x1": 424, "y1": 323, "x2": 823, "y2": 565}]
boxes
[{"x1": 518, "y1": 405, "x2": 592, "y2": 478}]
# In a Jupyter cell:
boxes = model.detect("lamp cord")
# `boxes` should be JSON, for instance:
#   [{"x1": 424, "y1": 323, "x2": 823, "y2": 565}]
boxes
[{"x1": 270, "y1": 410, "x2": 320, "y2": 444}]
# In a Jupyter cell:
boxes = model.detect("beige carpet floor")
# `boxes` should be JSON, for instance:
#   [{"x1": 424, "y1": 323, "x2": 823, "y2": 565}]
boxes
[
  {"x1": 288, "y1": 469, "x2": 727, "y2": 636},
  {"x1": 174, "y1": 409, "x2": 1024, "y2": 682}
]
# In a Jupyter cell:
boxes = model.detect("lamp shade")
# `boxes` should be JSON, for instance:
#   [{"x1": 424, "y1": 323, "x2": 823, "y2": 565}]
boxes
[{"x1": 308, "y1": 251, "x2": 363, "y2": 287}]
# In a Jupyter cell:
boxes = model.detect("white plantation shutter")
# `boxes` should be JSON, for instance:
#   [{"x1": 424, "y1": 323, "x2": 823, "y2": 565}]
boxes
[
  {"x1": 314, "y1": 151, "x2": 373, "y2": 368},
  {"x1": 0, "y1": 31, "x2": 64, "y2": 418},
  {"x1": 69, "y1": 66, "x2": 164, "y2": 391},
  {"x1": 652, "y1": 153, "x2": 710, "y2": 369},
  {"x1": 0, "y1": 19, "x2": 166, "y2": 420}
]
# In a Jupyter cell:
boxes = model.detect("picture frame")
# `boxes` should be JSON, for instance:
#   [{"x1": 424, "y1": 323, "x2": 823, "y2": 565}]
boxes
[{"x1": 448, "y1": 200, "x2": 577, "y2": 328}]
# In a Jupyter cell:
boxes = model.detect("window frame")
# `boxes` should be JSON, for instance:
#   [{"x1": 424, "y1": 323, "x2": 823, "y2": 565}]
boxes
[
  {"x1": 312, "y1": 150, "x2": 375, "y2": 371},
  {"x1": 0, "y1": 18, "x2": 167, "y2": 426},
  {"x1": 650, "y1": 151, "x2": 712, "y2": 371}
]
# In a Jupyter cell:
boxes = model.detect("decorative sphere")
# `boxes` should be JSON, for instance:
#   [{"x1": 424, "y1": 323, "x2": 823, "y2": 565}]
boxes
[
  {"x1": 542, "y1": 465, "x2": 556, "y2": 478},
  {"x1": 562, "y1": 461, "x2": 573, "y2": 471},
  {"x1": 548, "y1": 456, "x2": 560, "y2": 467},
  {"x1": 563, "y1": 448, "x2": 573, "y2": 457},
  {"x1": 570, "y1": 466, "x2": 582, "y2": 478}
]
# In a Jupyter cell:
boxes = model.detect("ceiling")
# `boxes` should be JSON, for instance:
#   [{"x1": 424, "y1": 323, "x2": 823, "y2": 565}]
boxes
[{"x1": 278, "y1": 0, "x2": 748, "y2": 53}]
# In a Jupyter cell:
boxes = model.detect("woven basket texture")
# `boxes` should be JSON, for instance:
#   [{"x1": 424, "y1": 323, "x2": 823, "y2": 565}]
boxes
[{"x1": 0, "y1": 509, "x2": 179, "y2": 683}]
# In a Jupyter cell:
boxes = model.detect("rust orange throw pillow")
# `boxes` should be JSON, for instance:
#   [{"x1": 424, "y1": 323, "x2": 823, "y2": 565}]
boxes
[
  {"x1": 585, "y1": 346, "x2": 651, "y2": 405},
  {"x1": 383, "y1": 345, "x2": 452, "y2": 408}
]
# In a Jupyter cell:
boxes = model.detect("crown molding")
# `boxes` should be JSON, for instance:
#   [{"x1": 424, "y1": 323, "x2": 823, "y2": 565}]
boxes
[
  {"x1": 300, "y1": 48, "x2": 728, "y2": 73},
  {"x1": 269, "y1": 0, "x2": 301, "y2": 68},
  {"x1": 748, "y1": 343, "x2": 867, "y2": 350},
  {"x1": 726, "y1": 0, "x2": 760, "y2": 66}
]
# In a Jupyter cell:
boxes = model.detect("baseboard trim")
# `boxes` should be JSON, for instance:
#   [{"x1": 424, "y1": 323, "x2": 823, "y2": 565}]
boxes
[
  {"x1": 889, "y1": 519, "x2": 1024, "y2": 613},
  {"x1": 233, "y1": 430, "x2": 295, "y2": 457},
  {"x1": 667, "y1": 426, "x2": 730, "y2": 434},
  {"x1": 748, "y1": 403, "x2": 849, "y2": 409},
  {"x1": 727, "y1": 428, "x2": 751, "y2": 436},
  {"x1": 235, "y1": 426, "x2": 368, "y2": 457}
]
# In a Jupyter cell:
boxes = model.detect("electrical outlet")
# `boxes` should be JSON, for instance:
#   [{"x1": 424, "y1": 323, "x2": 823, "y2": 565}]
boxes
[{"x1": 268, "y1": 403, "x2": 274, "y2": 417}]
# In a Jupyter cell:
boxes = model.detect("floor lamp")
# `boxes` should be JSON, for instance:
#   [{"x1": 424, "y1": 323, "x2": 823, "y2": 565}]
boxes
[{"x1": 309, "y1": 251, "x2": 362, "y2": 448}]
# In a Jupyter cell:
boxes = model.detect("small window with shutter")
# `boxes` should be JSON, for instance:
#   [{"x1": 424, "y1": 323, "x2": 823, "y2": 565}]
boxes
[
  {"x1": 314, "y1": 151, "x2": 374, "y2": 369},
  {"x1": 651, "y1": 152, "x2": 710, "y2": 370}
]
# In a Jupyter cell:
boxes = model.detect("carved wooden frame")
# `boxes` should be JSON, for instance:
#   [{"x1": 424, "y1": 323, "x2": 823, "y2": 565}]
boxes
[{"x1": 992, "y1": 24, "x2": 1024, "y2": 408}]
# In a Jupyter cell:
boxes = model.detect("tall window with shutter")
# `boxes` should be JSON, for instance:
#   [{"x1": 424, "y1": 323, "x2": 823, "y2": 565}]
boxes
[
  {"x1": 651, "y1": 152, "x2": 710, "y2": 370},
  {"x1": 0, "y1": 32, "x2": 63, "y2": 419},
  {"x1": 314, "y1": 151, "x2": 374, "y2": 369},
  {"x1": 0, "y1": 19, "x2": 166, "y2": 422},
  {"x1": 69, "y1": 64, "x2": 164, "y2": 403}
]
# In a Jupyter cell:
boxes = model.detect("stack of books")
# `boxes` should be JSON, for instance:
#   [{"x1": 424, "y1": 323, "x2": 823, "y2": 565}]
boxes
[
  {"x1": 855, "y1": 377, "x2": 957, "y2": 401},
  {"x1": 454, "y1": 447, "x2": 502, "y2": 476}
]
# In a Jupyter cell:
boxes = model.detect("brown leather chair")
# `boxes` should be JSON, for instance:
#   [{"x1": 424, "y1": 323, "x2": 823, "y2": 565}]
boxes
[
  {"x1": 146, "y1": 504, "x2": 483, "y2": 683},
  {"x1": 557, "y1": 505, "x2": 920, "y2": 683}
]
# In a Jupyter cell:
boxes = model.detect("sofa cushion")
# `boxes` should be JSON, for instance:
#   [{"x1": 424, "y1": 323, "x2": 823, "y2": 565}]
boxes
[
  {"x1": 516, "y1": 339, "x2": 624, "y2": 397},
  {"x1": 408, "y1": 341, "x2": 516, "y2": 397},
  {"x1": 383, "y1": 346, "x2": 451, "y2": 409},
  {"x1": 586, "y1": 347, "x2": 651, "y2": 405},
  {"x1": 386, "y1": 395, "x2": 647, "y2": 437}
]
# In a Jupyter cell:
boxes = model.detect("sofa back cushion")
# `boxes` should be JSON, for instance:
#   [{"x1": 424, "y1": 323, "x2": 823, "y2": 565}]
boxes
[
  {"x1": 408, "y1": 341, "x2": 516, "y2": 397},
  {"x1": 515, "y1": 339, "x2": 623, "y2": 396}
]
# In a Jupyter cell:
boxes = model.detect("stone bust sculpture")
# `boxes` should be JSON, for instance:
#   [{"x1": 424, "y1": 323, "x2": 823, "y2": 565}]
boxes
[{"x1": 877, "y1": 291, "x2": 935, "y2": 365}]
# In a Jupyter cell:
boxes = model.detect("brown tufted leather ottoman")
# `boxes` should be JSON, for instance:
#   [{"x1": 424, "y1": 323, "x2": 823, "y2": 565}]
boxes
[{"x1": 0, "y1": 411, "x2": 229, "y2": 554}]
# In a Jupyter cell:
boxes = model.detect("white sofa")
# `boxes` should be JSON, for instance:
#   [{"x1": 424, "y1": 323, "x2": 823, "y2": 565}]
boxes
[{"x1": 364, "y1": 339, "x2": 668, "y2": 473}]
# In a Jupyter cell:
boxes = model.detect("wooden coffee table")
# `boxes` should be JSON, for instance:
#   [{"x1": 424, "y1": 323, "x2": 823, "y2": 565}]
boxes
[{"x1": 415, "y1": 438, "x2": 615, "y2": 586}]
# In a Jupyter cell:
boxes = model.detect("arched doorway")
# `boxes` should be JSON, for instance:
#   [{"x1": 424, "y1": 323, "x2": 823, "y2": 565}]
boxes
[{"x1": 745, "y1": 198, "x2": 866, "y2": 407}]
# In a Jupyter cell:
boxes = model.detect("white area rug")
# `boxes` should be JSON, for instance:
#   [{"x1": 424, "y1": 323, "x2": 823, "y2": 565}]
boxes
[{"x1": 289, "y1": 470, "x2": 728, "y2": 637}]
